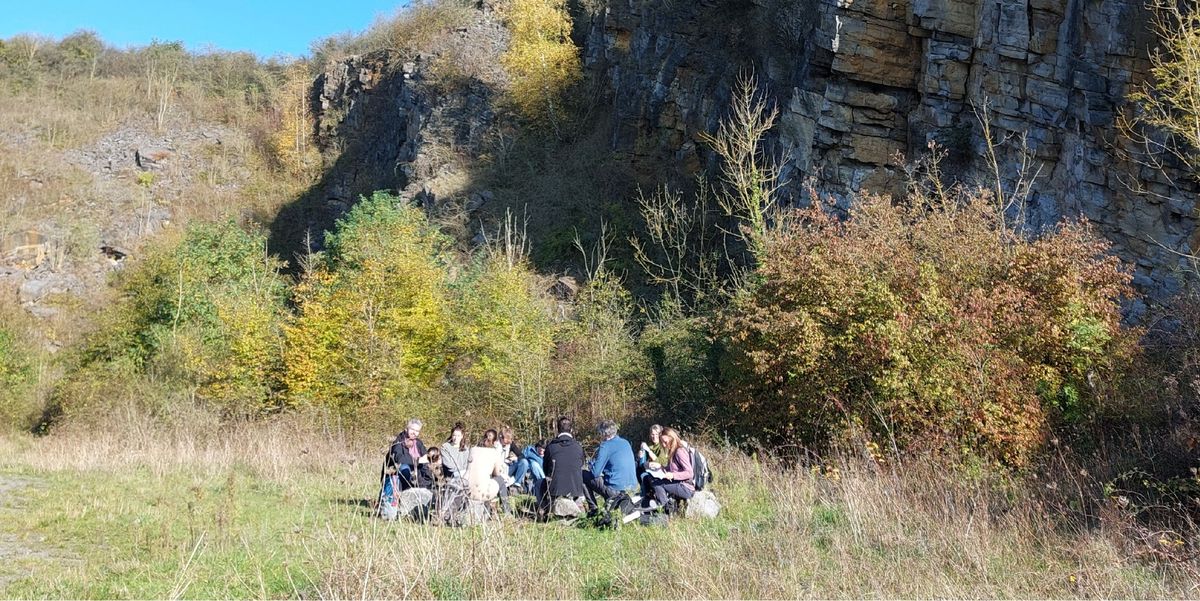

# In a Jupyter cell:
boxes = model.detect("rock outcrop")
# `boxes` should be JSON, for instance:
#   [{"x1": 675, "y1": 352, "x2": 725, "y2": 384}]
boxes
[
  {"x1": 270, "y1": 9, "x2": 508, "y2": 262},
  {"x1": 303, "y1": 0, "x2": 1197, "y2": 300},
  {"x1": 576, "y1": 0, "x2": 1198, "y2": 300}
]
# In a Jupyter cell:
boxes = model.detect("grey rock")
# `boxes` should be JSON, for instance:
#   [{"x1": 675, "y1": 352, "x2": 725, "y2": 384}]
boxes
[
  {"x1": 134, "y1": 146, "x2": 174, "y2": 170},
  {"x1": 25, "y1": 305, "x2": 60, "y2": 319},
  {"x1": 552, "y1": 497, "x2": 584, "y2": 518},
  {"x1": 19, "y1": 272, "x2": 82, "y2": 304},
  {"x1": 398, "y1": 487, "x2": 434, "y2": 519},
  {"x1": 685, "y1": 490, "x2": 721, "y2": 519}
]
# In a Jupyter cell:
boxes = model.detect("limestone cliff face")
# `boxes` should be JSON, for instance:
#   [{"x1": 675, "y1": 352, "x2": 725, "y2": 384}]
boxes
[
  {"x1": 577, "y1": 0, "x2": 1198, "y2": 300},
  {"x1": 271, "y1": 11, "x2": 506, "y2": 260},
  {"x1": 308, "y1": 1, "x2": 1196, "y2": 300}
]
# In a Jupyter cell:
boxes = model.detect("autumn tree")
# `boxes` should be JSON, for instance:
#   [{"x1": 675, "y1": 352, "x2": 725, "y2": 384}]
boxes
[
  {"x1": 283, "y1": 192, "x2": 458, "y2": 414},
  {"x1": 1124, "y1": 0, "x2": 1200, "y2": 180},
  {"x1": 499, "y1": 0, "x2": 582, "y2": 133},
  {"x1": 271, "y1": 61, "x2": 320, "y2": 176}
]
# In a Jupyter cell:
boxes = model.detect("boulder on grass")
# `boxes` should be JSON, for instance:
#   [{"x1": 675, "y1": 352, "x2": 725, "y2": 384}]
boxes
[
  {"x1": 552, "y1": 497, "x2": 584, "y2": 518},
  {"x1": 685, "y1": 490, "x2": 721, "y2": 519},
  {"x1": 399, "y1": 487, "x2": 434, "y2": 520}
]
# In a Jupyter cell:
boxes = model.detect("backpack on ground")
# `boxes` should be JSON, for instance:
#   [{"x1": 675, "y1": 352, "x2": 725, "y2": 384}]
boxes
[
  {"x1": 639, "y1": 510, "x2": 669, "y2": 527},
  {"x1": 438, "y1": 477, "x2": 471, "y2": 526},
  {"x1": 690, "y1": 447, "x2": 713, "y2": 491},
  {"x1": 585, "y1": 492, "x2": 637, "y2": 530}
]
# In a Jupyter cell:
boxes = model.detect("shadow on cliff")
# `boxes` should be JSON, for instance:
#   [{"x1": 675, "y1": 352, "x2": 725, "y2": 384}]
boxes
[
  {"x1": 264, "y1": 63, "x2": 647, "y2": 280},
  {"x1": 266, "y1": 57, "x2": 412, "y2": 275}
]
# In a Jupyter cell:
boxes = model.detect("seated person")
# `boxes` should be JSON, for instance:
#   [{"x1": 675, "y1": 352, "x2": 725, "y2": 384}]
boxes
[
  {"x1": 465, "y1": 429, "x2": 512, "y2": 514},
  {"x1": 538, "y1": 417, "x2": 586, "y2": 516},
  {"x1": 521, "y1": 440, "x2": 547, "y2": 494},
  {"x1": 584, "y1": 419, "x2": 637, "y2": 508},
  {"x1": 638, "y1": 424, "x2": 668, "y2": 494},
  {"x1": 417, "y1": 446, "x2": 447, "y2": 491},
  {"x1": 383, "y1": 418, "x2": 426, "y2": 491},
  {"x1": 497, "y1": 426, "x2": 531, "y2": 492},
  {"x1": 439, "y1": 422, "x2": 470, "y2": 479},
  {"x1": 644, "y1": 427, "x2": 694, "y2": 512}
]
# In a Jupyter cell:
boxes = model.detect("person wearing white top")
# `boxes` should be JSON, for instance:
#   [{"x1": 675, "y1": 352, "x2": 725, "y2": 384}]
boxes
[{"x1": 465, "y1": 429, "x2": 511, "y2": 513}]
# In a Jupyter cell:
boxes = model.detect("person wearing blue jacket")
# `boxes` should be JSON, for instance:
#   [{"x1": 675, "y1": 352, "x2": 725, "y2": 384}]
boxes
[
  {"x1": 584, "y1": 420, "x2": 638, "y2": 508},
  {"x1": 520, "y1": 440, "x2": 547, "y2": 494}
]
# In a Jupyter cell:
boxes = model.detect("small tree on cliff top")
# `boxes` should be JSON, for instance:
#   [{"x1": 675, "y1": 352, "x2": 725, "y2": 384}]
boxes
[
  {"x1": 499, "y1": 0, "x2": 582, "y2": 135},
  {"x1": 1124, "y1": 0, "x2": 1200, "y2": 181}
]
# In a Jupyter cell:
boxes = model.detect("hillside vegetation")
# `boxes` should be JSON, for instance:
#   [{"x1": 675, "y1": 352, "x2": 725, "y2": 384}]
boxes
[{"x1": 1, "y1": 1, "x2": 1199, "y2": 598}]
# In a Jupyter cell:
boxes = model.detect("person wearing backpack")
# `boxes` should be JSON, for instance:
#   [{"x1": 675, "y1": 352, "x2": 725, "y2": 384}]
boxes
[{"x1": 644, "y1": 427, "x2": 694, "y2": 512}]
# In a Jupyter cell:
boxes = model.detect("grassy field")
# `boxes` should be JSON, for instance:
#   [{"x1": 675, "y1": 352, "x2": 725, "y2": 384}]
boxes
[{"x1": 0, "y1": 421, "x2": 1194, "y2": 599}]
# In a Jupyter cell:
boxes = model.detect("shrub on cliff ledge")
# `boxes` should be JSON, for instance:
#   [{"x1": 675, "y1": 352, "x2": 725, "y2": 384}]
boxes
[{"x1": 716, "y1": 191, "x2": 1139, "y2": 466}]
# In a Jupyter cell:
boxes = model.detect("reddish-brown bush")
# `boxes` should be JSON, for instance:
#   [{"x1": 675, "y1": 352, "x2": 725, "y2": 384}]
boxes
[{"x1": 716, "y1": 191, "x2": 1139, "y2": 466}]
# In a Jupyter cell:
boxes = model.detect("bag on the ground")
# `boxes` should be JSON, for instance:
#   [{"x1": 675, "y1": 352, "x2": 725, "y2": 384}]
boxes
[
  {"x1": 639, "y1": 510, "x2": 669, "y2": 527},
  {"x1": 439, "y1": 477, "x2": 470, "y2": 526},
  {"x1": 378, "y1": 473, "x2": 401, "y2": 520},
  {"x1": 610, "y1": 492, "x2": 636, "y2": 517},
  {"x1": 586, "y1": 492, "x2": 637, "y2": 529},
  {"x1": 691, "y1": 447, "x2": 712, "y2": 491}
]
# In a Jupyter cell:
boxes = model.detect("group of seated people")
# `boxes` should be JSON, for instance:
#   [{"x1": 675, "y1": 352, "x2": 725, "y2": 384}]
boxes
[{"x1": 379, "y1": 416, "x2": 697, "y2": 521}]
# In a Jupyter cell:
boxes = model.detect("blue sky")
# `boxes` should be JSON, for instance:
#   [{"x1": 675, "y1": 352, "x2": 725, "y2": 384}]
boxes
[{"x1": 0, "y1": 0, "x2": 411, "y2": 58}]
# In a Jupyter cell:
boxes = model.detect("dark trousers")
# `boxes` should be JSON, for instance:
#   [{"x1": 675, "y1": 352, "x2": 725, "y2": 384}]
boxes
[
  {"x1": 583, "y1": 470, "x2": 623, "y2": 509},
  {"x1": 493, "y1": 475, "x2": 511, "y2": 513},
  {"x1": 650, "y1": 481, "x2": 693, "y2": 507}
]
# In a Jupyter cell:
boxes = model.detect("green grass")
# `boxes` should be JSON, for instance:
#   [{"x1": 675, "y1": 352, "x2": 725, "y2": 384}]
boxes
[
  {"x1": 0, "y1": 430, "x2": 1195, "y2": 599},
  {"x1": 0, "y1": 467, "x2": 325, "y2": 598}
]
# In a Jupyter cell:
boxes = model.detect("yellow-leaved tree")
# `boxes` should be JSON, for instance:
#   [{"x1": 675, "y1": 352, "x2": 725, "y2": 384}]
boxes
[
  {"x1": 284, "y1": 192, "x2": 457, "y2": 414},
  {"x1": 499, "y1": 0, "x2": 582, "y2": 133},
  {"x1": 453, "y1": 228, "x2": 557, "y2": 429},
  {"x1": 271, "y1": 61, "x2": 321, "y2": 176}
]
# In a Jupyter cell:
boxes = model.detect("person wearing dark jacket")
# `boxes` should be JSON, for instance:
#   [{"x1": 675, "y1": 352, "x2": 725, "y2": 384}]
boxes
[
  {"x1": 384, "y1": 418, "x2": 427, "y2": 490},
  {"x1": 539, "y1": 417, "x2": 586, "y2": 512}
]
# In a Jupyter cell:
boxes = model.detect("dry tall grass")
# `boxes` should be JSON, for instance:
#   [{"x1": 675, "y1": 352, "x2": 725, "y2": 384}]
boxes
[{"x1": 2, "y1": 421, "x2": 1195, "y2": 598}]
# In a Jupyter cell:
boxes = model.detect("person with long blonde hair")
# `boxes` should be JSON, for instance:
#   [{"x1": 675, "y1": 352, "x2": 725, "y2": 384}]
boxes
[{"x1": 646, "y1": 427, "x2": 694, "y2": 511}]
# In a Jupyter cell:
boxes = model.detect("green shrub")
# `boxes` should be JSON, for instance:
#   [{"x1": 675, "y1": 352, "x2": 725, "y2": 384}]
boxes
[
  {"x1": 73, "y1": 220, "x2": 289, "y2": 418},
  {"x1": 715, "y1": 192, "x2": 1139, "y2": 467},
  {"x1": 284, "y1": 192, "x2": 458, "y2": 415},
  {"x1": 452, "y1": 249, "x2": 557, "y2": 427},
  {"x1": 0, "y1": 325, "x2": 37, "y2": 430},
  {"x1": 638, "y1": 301, "x2": 718, "y2": 430},
  {"x1": 553, "y1": 269, "x2": 653, "y2": 429}
]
